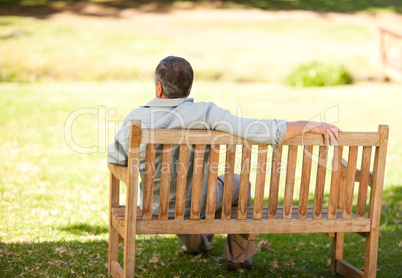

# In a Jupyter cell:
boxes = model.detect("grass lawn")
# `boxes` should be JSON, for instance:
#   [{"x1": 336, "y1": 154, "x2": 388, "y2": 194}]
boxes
[{"x1": 0, "y1": 81, "x2": 401, "y2": 277}]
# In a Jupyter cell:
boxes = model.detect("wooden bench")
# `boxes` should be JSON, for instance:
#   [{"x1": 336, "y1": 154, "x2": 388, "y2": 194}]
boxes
[{"x1": 108, "y1": 121, "x2": 389, "y2": 278}]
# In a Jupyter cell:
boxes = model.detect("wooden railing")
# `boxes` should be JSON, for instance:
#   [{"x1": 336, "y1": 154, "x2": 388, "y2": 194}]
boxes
[{"x1": 379, "y1": 26, "x2": 402, "y2": 80}]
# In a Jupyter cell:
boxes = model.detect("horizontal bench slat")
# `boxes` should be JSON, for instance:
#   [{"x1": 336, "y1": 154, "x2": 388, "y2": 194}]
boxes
[
  {"x1": 284, "y1": 132, "x2": 380, "y2": 146},
  {"x1": 113, "y1": 206, "x2": 369, "y2": 230},
  {"x1": 341, "y1": 159, "x2": 373, "y2": 187},
  {"x1": 216, "y1": 206, "x2": 357, "y2": 220},
  {"x1": 110, "y1": 261, "x2": 124, "y2": 278},
  {"x1": 336, "y1": 259, "x2": 364, "y2": 278},
  {"x1": 140, "y1": 130, "x2": 380, "y2": 146},
  {"x1": 136, "y1": 218, "x2": 371, "y2": 235}
]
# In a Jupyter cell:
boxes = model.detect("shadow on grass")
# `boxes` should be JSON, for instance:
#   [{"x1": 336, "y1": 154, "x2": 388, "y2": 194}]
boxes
[
  {"x1": 58, "y1": 223, "x2": 108, "y2": 236},
  {"x1": 0, "y1": 187, "x2": 400, "y2": 277},
  {"x1": 1, "y1": 228, "x2": 400, "y2": 277},
  {"x1": 380, "y1": 184, "x2": 402, "y2": 225},
  {"x1": 0, "y1": 0, "x2": 401, "y2": 18}
]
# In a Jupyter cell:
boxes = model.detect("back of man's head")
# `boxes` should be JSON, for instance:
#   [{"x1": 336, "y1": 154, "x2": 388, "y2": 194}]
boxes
[{"x1": 154, "y1": 56, "x2": 193, "y2": 99}]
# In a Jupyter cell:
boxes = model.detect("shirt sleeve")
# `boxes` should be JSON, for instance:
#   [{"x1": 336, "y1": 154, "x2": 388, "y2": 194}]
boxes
[
  {"x1": 204, "y1": 102, "x2": 287, "y2": 146},
  {"x1": 107, "y1": 121, "x2": 131, "y2": 165}
]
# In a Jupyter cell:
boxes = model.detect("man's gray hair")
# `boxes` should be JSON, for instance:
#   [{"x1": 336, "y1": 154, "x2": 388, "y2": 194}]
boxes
[{"x1": 154, "y1": 56, "x2": 193, "y2": 99}]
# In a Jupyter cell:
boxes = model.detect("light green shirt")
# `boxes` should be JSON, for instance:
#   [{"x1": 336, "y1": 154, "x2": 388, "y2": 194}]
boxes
[{"x1": 107, "y1": 98, "x2": 287, "y2": 218}]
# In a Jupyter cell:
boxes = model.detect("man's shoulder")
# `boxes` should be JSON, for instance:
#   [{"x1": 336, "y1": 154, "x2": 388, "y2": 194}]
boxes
[
  {"x1": 181, "y1": 100, "x2": 220, "y2": 109},
  {"x1": 123, "y1": 106, "x2": 147, "y2": 122}
]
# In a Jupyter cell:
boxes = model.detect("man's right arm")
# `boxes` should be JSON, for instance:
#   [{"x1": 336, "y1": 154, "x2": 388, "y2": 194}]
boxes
[
  {"x1": 203, "y1": 102, "x2": 341, "y2": 146},
  {"x1": 203, "y1": 102, "x2": 287, "y2": 146}
]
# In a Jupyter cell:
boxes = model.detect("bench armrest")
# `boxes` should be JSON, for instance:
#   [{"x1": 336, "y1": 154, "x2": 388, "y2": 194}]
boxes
[
  {"x1": 340, "y1": 159, "x2": 373, "y2": 187},
  {"x1": 108, "y1": 163, "x2": 128, "y2": 185}
]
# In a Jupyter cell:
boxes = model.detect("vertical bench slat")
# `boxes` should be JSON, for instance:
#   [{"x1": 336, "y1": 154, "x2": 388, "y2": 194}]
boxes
[
  {"x1": 283, "y1": 145, "x2": 298, "y2": 219},
  {"x1": 205, "y1": 145, "x2": 220, "y2": 220},
  {"x1": 328, "y1": 146, "x2": 344, "y2": 219},
  {"x1": 268, "y1": 145, "x2": 283, "y2": 219},
  {"x1": 343, "y1": 146, "x2": 359, "y2": 219},
  {"x1": 190, "y1": 145, "x2": 206, "y2": 220},
  {"x1": 142, "y1": 144, "x2": 156, "y2": 220},
  {"x1": 253, "y1": 145, "x2": 268, "y2": 220},
  {"x1": 313, "y1": 146, "x2": 329, "y2": 219},
  {"x1": 356, "y1": 146, "x2": 372, "y2": 218},
  {"x1": 175, "y1": 144, "x2": 189, "y2": 220},
  {"x1": 338, "y1": 158, "x2": 347, "y2": 209},
  {"x1": 237, "y1": 145, "x2": 252, "y2": 220},
  {"x1": 338, "y1": 175, "x2": 347, "y2": 209},
  {"x1": 298, "y1": 145, "x2": 313, "y2": 219},
  {"x1": 221, "y1": 145, "x2": 236, "y2": 220},
  {"x1": 159, "y1": 144, "x2": 173, "y2": 220}
]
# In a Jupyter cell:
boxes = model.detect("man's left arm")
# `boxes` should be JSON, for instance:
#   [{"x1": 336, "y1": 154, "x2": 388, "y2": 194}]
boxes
[{"x1": 107, "y1": 122, "x2": 131, "y2": 165}]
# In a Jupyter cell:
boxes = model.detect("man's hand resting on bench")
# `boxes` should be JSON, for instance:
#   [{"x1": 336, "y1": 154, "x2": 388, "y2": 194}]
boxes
[{"x1": 284, "y1": 121, "x2": 342, "y2": 146}]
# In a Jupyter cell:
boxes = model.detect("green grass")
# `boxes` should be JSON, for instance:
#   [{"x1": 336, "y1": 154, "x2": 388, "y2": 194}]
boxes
[{"x1": 0, "y1": 81, "x2": 401, "y2": 277}]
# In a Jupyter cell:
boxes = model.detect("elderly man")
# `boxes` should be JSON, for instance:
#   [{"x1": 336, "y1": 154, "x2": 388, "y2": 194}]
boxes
[{"x1": 107, "y1": 56, "x2": 341, "y2": 271}]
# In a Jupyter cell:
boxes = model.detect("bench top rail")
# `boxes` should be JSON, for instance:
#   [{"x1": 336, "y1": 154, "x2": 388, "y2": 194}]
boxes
[{"x1": 139, "y1": 129, "x2": 380, "y2": 146}]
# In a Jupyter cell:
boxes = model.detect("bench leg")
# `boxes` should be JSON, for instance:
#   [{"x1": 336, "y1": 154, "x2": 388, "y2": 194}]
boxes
[
  {"x1": 109, "y1": 172, "x2": 121, "y2": 277},
  {"x1": 108, "y1": 224, "x2": 120, "y2": 277},
  {"x1": 363, "y1": 230, "x2": 379, "y2": 278},
  {"x1": 331, "y1": 232, "x2": 344, "y2": 275},
  {"x1": 123, "y1": 234, "x2": 136, "y2": 278},
  {"x1": 240, "y1": 233, "x2": 258, "y2": 241}
]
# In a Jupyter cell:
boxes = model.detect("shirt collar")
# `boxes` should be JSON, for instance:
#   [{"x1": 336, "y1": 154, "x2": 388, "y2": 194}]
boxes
[{"x1": 142, "y1": 98, "x2": 194, "y2": 108}]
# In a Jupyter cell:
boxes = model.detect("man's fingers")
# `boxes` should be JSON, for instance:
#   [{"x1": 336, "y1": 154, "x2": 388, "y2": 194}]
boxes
[
  {"x1": 322, "y1": 125, "x2": 341, "y2": 145},
  {"x1": 326, "y1": 125, "x2": 342, "y2": 143},
  {"x1": 307, "y1": 122, "x2": 342, "y2": 145},
  {"x1": 330, "y1": 126, "x2": 340, "y2": 136},
  {"x1": 323, "y1": 132, "x2": 329, "y2": 145},
  {"x1": 327, "y1": 129, "x2": 336, "y2": 146}
]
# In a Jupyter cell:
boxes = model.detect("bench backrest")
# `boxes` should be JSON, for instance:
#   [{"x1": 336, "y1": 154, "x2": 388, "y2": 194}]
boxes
[{"x1": 122, "y1": 121, "x2": 388, "y2": 234}]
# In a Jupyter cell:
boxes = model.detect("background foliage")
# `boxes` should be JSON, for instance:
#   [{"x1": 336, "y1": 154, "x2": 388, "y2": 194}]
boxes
[{"x1": 287, "y1": 62, "x2": 354, "y2": 87}]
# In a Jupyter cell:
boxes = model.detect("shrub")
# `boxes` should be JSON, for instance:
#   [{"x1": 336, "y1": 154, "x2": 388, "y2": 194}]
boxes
[{"x1": 287, "y1": 62, "x2": 353, "y2": 87}]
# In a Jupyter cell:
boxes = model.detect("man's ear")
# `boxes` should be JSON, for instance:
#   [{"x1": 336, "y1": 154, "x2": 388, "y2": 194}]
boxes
[{"x1": 155, "y1": 81, "x2": 163, "y2": 98}]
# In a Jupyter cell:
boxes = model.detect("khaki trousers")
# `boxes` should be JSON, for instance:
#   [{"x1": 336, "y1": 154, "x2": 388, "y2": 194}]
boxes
[{"x1": 177, "y1": 174, "x2": 256, "y2": 263}]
